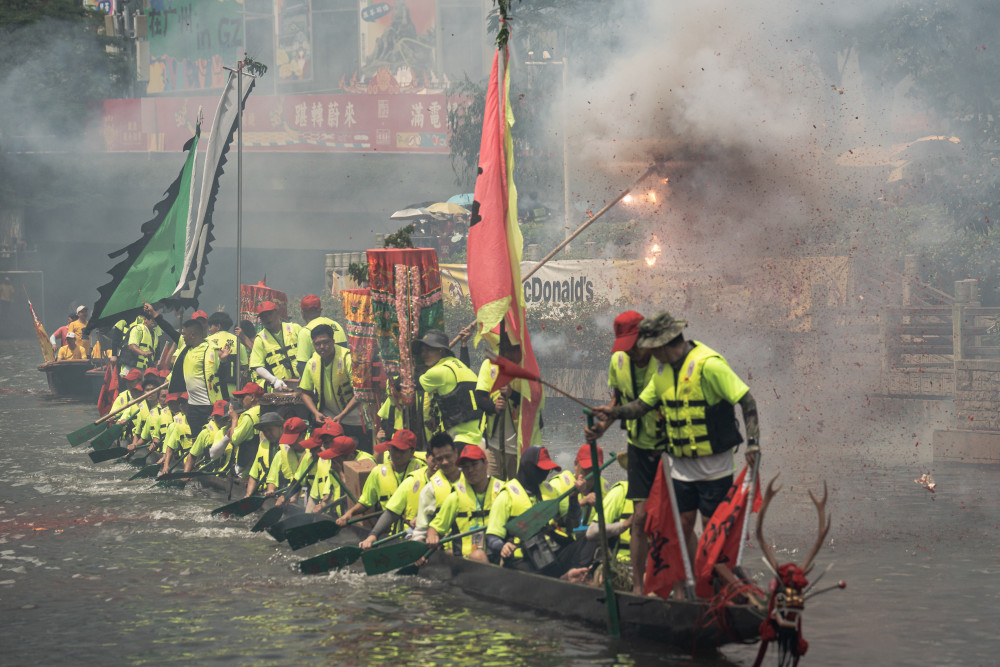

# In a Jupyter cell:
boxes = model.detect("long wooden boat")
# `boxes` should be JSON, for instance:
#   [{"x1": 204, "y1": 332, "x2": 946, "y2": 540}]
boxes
[
  {"x1": 38, "y1": 359, "x2": 95, "y2": 397},
  {"x1": 189, "y1": 470, "x2": 762, "y2": 649}
]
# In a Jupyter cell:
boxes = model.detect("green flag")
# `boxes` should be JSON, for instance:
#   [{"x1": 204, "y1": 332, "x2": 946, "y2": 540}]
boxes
[{"x1": 88, "y1": 130, "x2": 200, "y2": 331}]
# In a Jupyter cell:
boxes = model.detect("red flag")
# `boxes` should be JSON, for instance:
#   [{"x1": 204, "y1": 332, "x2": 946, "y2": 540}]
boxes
[
  {"x1": 97, "y1": 361, "x2": 120, "y2": 417},
  {"x1": 693, "y1": 465, "x2": 763, "y2": 598},
  {"x1": 490, "y1": 352, "x2": 539, "y2": 387},
  {"x1": 466, "y1": 47, "x2": 543, "y2": 452},
  {"x1": 643, "y1": 462, "x2": 687, "y2": 598}
]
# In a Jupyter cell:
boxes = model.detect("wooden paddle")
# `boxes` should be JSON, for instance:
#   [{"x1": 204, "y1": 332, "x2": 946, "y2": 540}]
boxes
[
  {"x1": 88, "y1": 423, "x2": 126, "y2": 451},
  {"x1": 250, "y1": 504, "x2": 288, "y2": 533},
  {"x1": 265, "y1": 510, "x2": 318, "y2": 540},
  {"x1": 505, "y1": 457, "x2": 616, "y2": 542},
  {"x1": 286, "y1": 512, "x2": 380, "y2": 551},
  {"x1": 361, "y1": 527, "x2": 485, "y2": 576},
  {"x1": 66, "y1": 382, "x2": 167, "y2": 445},
  {"x1": 156, "y1": 469, "x2": 219, "y2": 482},
  {"x1": 586, "y1": 412, "x2": 621, "y2": 639},
  {"x1": 298, "y1": 531, "x2": 406, "y2": 575},
  {"x1": 128, "y1": 461, "x2": 163, "y2": 481}
]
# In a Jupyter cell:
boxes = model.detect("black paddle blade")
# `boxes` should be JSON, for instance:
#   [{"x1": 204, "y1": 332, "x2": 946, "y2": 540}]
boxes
[
  {"x1": 67, "y1": 421, "x2": 108, "y2": 446},
  {"x1": 286, "y1": 519, "x2": 342, "y2": 551},
  {"x1": 267, "y1": 512, "x2": 319, "y2": 542},
  {"x1": 211, "y1": 495, "x2": 266, "y2": 518},
  {"x1": 298, "y1": 546, "x2": 362, "y2": 575},
  {"x1": 128, "y1": 464, "x2": 161, "y2": 481},
  {"x1": 250, "y1": 506, "x2": 285, "y2": 533},
  {"x1": 361, "y1": 541, "x2": 429, "y2": 576},
  {"x1": 89, "y1": 447, "x2": 129, "y2": 463}
]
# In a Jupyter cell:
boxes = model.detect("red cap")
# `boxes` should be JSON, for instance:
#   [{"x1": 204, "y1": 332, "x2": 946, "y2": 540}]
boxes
[
  {"x1": 210, "y1": 399, "x2": 229, "y2": 417},
  {"x1": 389, "y1": 429, "x2": 417, "y2": 450},
  {"x1": 279, "y1": 417, "x2": 308, "y2": 444},
  {"x1": 158, "y1": 369, "x2": 170, "y2": 379},
  {"x1": 314, "y1": 420, "x2": 345, "y2": 438},
  {"x1": 123, "y1": 368, "x2": 142, "y2": 382},
  {"x1": 232, "y1": 382, "x2": 264, "y2": 396},
  {"x1": 374, "y1": 441, "x2": 391, "y2": 458},
  {"x1": 300, "y1": 294, "x2": 321, "y2": 310},
  {"x1": 318, "y1": 435, "x2": 356, "y2": 459},
  {"x1": 611, "y1": 310, "x2": 645, "y2": 354},
  {"x1": 525, "y1": 446, "x2": 560, "y2": 471},
  {"x1": 144, "y1": 368, "x2": 160, "y2": 378},
  {"x1": 165, "y1": 392, "x2": 182, "y2": 402},
  {"x1": 180, "y1": 392, "x2": 189, "y2": 401},
  {"x1": 575, "y1": 444, "x2": 604, "y2": 470},
  {"x1": 300, "y1": 434, "x2": 328, "y2": 450},
  {"x1": 192, "y1": 310, "x2": 208, "y2": 321},
  {"x1": 257, "y1": 301, "x2": 278, "y2": 314},
  {"x1": 457, "y1": 444, "x2": 487, "y2": 465}
]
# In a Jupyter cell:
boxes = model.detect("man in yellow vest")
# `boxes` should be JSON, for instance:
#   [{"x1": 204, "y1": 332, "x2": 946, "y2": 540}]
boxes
[
  {"x1": 166, "y1": 317, "x2": 225, "y2": 439},
  {"x1": 341, "y1": 428, "x2": 424, "y2": 532},
  {"x1": 295, "y1": 294, "x2": 348, "y2": 376},
  {"x1": 427, "y1": 444, "x2": 504, "y2": 562},
  {"x1": 244, "y1": 411, "x2": 284, "y2": 498},
  {"x1": 249, "y1": 301, "x2": 301, "y2": 392},
  {"x1": 298, "y1": 324, "x2": 363, "y2": 447},
  {"x1": 207, "y1": 311, "x2": 247, "y2": 396},
  {"x1": 313, "y1": 431, "x2": 376, "y2": 514},
  {"x1": 591, "y1": 311, "x2": 760, "y2": 566},
  {"x1": 411, "y1": 432, "x2": 464, "y2": 542},
  {"x1": 414, "y1": 329, "x2": 485, "y2": 448},
  {"x1": 125, "y1": 313, "x2": 159, "y2": 375},
  {"x1": 56, "y1": 331, "x2": 87, "y2": 360}
]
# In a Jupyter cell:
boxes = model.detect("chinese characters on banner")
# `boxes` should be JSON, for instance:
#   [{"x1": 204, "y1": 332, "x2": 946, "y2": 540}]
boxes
[
  {"x1": 146, "y1": 0, "x2": 244, "y2": 93},
  {"x1": 100, "y1": 92, "x2": 450, "y2": 154}
]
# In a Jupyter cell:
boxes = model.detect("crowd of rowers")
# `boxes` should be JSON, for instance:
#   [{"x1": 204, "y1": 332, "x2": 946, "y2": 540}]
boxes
[{"x1": 93, "y1": 295, "x2": 759, "y2": 594}]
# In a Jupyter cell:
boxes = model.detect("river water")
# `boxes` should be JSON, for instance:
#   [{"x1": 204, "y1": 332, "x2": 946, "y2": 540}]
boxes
[{"x1": 2, "y1": 339, "x2": 997, "y2": 666}]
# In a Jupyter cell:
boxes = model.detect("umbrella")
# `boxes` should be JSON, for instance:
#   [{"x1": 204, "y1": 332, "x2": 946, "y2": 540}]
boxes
[
  {"x1": 390, "y1": 208, "x2": 427, "y2": 219},
  {"x1": 424, "y1": 202, "x2": 469, "y2": 215},
  {"x1": 446, "y1": 193, "x2": 474, "y2": 207}
]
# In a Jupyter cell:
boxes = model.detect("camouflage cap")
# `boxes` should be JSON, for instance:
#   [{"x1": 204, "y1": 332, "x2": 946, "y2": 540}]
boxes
[{"x1": 636, "y1": 311, "x2": 688, "y2": 349}]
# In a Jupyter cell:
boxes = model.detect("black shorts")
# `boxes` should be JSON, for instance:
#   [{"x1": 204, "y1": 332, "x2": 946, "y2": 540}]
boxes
[
  {"x1": 186, "y1": 404, "x2": 212, "y2": 439},
  {"x1": 673, "y1": 475, "x2": 734, "y2": 517},
  {"x1": 626, "y1": 444, "x2": 663, "y2": 500}
]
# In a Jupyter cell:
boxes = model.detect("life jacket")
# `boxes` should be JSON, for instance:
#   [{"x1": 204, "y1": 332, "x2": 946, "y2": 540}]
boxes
[
  {"x1": 250, "y1": 437, "x2": 280, "y2": 483},
  {"x1": 495, "y1": 478, "x2": 539, "y2": 558},
  {"x1": 128, "y1": 323, "x2": 158, "y2": 371},
  {"x1": 427, "y1": 357, "x2": 484, "y2": 432},
  {"x1": 181, "y1": 341, "x2": 225, "y2": 404},
  {"x1": 253, "y1": 323, "x2": 300, "y2": 385},
  {"x1": 164, "y1": 412, "x2": 192, "y2": 453},
  {"x1": 610, "y1": 350, "x2": 667, "y2": 449},
  {"x1": 445, "y1": 477, "x2": 505, "y2": 556},
  {"x1": 427, "y1": 470, "x2": 462, "y2": 522},
  {"x1": 207, "y1": 330, "x2": 243, "y2": 390},
  {"x1": 304, "y1": 349, "x2": 354, "y2": 415},
  {"x1": 233, "y1": 405, "x2": 261, "y2": 470},
  {"x1": 659, "y1": 342, "x2": 744, "y2": 458},
  {"x1": 610, "y1": 481, "x2": 633, "y2": 560}
]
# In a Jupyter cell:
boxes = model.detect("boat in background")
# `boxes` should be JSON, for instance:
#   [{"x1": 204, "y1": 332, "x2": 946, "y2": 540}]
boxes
[{"x1": 38, "y1": 359, "x2": 95, "y2": 398}]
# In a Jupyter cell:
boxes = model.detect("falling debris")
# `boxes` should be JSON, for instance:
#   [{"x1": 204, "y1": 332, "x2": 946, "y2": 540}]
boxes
[{"x1": 914, "y1": 472, "x2": 936, "y2": 493}]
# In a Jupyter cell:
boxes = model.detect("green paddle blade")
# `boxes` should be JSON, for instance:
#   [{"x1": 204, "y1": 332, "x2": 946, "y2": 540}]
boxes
[
  {"x1": 361, "y1": 541, "x2": 429, "y2": 576},
  {"x1": 267, "y1": 512, "x2": 318, "y2": 542},
  {"x1": 211, "y1": 495, "x2": 267, "y2": 518},
  {"x1": 506, "y1": 498, "x2": 560, "y2": 542},
  {"x1": 250, "y1": 506, "x2": 285, "y2": 533},
  {"x1": 298, "y1": 545, "x2": 362, "y2": 575},
  {"x1": 89, "y1": 423, "x2": 125, "y2": 451},
  {"x1": 286, "y1": 519, "x2": 341, "y2": 551},
  {"x1": 128, "y1": 463, "x2": 161, "y2": 481},
  {"x1": 67, "y1": 421, "x2": 108, "y2": 446},
  {"x1": 89, "y1": 447, "x2": 130, "y2": 463}
]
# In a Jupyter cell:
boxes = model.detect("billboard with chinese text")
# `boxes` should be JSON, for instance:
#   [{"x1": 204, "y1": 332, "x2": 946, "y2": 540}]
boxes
[{"x1": 99, "y1": 92, "x2": 449, "y2": 154}]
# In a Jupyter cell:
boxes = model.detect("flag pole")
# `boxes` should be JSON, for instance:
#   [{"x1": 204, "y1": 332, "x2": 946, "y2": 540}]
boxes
[
  {"x1": 236, "y1": 60, "x2": 243, "y2": 391},
  {"x1": 735, "y1": 452, "x2": 761, "y2": 568}
]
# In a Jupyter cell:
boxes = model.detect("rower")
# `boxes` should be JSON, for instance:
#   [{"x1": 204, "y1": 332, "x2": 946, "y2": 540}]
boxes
[
  {"x1": 413, "y1": 329, "x2": 485, "y2": 449},
  {"x1": 339, "y1": 428, "x2": 424, "y2": 529},
  {"x1": 222, "y1": 382, "x2": 263, "y2": 475},
  {"x1": 298, "y1": 324, "x2": 364, "y2": 449},
  {"x1": 313, "y1": 432, "x2": 374, "y2": 516},
  {"x1": 263, "y1": 417, "x2": 309, "y2": 507},
  {"x1": 126, "y1": 312, "x2": 159, "y2": 375},
  {"x1": 411, "y1": 432, "x2": 464, "y2": 542},
  {"x1": 126, "y1": 375, "x2": 163, "y2": 452},
  {"x1": 244, "y1": 412, "x2": 285, "y2": 498},
  {"x1": 109, "y1": 369, "x2": 145, "y2": 440},
  {"x1": 586, "y1": 453, "x2": 633, "y2": 567},
  {"x1": 136, "y1": 386, "x2": 171, "y2": 455},
  {"x1": 295, "y1": 294, "x2": 347, "y2": 376},
  {"x1": 160, "y1": 392, "x2": 191, "y2": 475},
  {"x1": 427, "y1": 444, "x2": 504, "y2": 562},
  {"x1": 184, "y1": 400, "x2": 230, "y2": 473},
  {"x1": 249, "y1": 300, "x2": 301, "y2": 393},
  {"x1": 485, "y1": 446, "x2": 580, "y2": 577}
]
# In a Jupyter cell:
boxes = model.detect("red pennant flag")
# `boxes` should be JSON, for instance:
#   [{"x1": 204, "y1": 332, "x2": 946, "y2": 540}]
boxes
[
  {"x1": 693, "y1": 465, "x2": 762, "y2": 598},
  {"x1": 97, "y1": 361, "x2": 120, "y2": 417},
  {"x1": 26, "y1": 296, "x2": 55, "y2": 363},
  {"x1": 643, "y1": 462, "x2": 687, "y2": 598},
  {"x1": 490, "y1": 352, "x2": 540, "y2": 388}
]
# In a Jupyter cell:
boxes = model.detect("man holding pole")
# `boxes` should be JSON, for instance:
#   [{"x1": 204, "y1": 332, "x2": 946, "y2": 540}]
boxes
[{"x1": 589, "y1": 312, "x2": 760, "y2": 582}]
